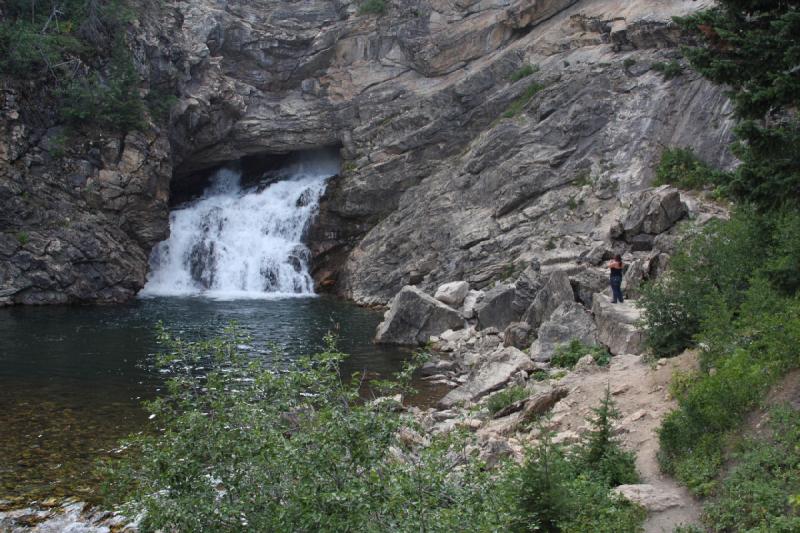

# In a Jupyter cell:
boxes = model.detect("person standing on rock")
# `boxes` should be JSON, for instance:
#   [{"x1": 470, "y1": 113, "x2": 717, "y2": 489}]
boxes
[{"x1": 608, "y1": 254, "x2": 625, "y2": 304}]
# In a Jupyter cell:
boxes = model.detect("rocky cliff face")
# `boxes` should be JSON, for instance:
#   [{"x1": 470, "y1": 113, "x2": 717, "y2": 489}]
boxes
[{"x1": 0, "y1": 0, "x2": 733, "y2": 305}]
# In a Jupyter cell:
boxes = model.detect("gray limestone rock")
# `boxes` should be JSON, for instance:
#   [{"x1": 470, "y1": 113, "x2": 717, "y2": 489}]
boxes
[
  {"x1": 523, "y1": 270, "x2": 575, "y2": 330},
  {"x1": 619, "y1": 186, "x2": 688, "y2": 241},
  {"x1": 438, "y1": 346, "x2": 533, "y2": 408},
  {"x1": 531, "y1": 301, "x2": 598, "y2": 362},
  {"x1": 375, "y1": 286, "x2": 465, "y2": 346},
  {"x1": 461, "y1": 289, "x2": 484, "y2": 320},
  {"x1": 503, "y1": 322, "x2": 532, "y2": 349},
  {"x1": 611, "y1": 484, "x2": 683, "y2": 512},
  {"x1": 476, "y1": 284, "x2": 519, "y2": 331},
  {"x1": 434, "y1": 281, "x2": 470, "y2": 307},
  {"x1": 592, "y1": 293, "x2": 645, "y2": 355}
]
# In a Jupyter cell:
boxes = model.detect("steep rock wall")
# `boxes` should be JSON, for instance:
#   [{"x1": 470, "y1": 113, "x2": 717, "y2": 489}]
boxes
[{"x1": 0, "y1": 0, "x2": 733, "y2": 305}]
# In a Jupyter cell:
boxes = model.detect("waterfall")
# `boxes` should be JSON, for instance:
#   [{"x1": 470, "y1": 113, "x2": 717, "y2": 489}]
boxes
[{"x1": 140, "y1": 153, "x2": 338, "y2": 299}]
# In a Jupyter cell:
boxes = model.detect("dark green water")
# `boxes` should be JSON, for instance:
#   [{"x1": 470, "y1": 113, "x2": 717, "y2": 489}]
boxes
[{"x1": 0, "y1": 296, "x2": 433, "y2": 505}]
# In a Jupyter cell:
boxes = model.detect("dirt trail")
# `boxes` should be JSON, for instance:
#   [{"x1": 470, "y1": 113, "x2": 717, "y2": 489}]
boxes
[{"x1": 547, "y1": 350, "x2": 702, "y2": 532}]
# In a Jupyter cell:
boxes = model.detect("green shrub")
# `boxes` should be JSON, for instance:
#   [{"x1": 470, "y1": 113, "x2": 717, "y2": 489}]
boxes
[
  {"x1": 503, "y1": 82, "x2": 544, "y2": 118},
  {"x1": 623, "y1": 57, "x2": 636, "y2": 68},
  {"x1": 103, "y1": 326, "x2": 649, "y2": 532},
  {"x1": 507, "y1": 407, "x2": 643, "y2": 533},
  {"x1": 651, "y1": 60, "x2": 682, "y2": 80},
  {"x1": 551, "y1": 340, "x2": 610, "y2": 369},
  {"x1": 654, "y1": 147, "x2": 724, "y2": 191},
  {"x1": 102, "y1": 327, "x2": 504, "y2": 532},
  {"x1": 16, "y1": 231, "x2": 29, "y2": 245},
  {"x1": 358, "y1": 0, "x2": 386, "y2": 15},
  {"x1": 657, "y1": 284, "x2": 800, "y2": 494},
  {"x1": 702, "y1": 407, "x2": 800, "y2": 531},
  {"x1": 639, "y1": 208, "x2": 767, "y2": 357},
  {"x1": 509, "y1": 64, "x2": 538, "y2": 82},
  {"x1": 486, "y1": 386, "x2": 529, "y2": 415}
]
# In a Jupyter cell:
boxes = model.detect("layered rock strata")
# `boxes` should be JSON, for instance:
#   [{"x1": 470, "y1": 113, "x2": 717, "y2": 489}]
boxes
[{"x1": 1, "y1": 0, "x2": 732, "y2": 304}]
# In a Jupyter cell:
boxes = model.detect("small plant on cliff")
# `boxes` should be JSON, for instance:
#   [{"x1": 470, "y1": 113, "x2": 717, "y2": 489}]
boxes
[
  {"x1": 486, "y1": 385, "x2": 529, "y2": 415},
  {"x1": 503, "y1": 82, "x2": 544, "y2": 118},
  {"x1": 60, "y1": 37, "x2": 146, "y2": 132},
  {"x1": 358, "y1": 0, "x2": 387, "y2": 15},
  {"x1": 16, "y1": 232, "x2": 29, "y2": 246},
  {"x1": 651, "y1": 60, "x2": 683, "y2": 80},
  {"x1": 551, "y1": 340, "x2": 609, "y2": 369},
  {"x1": 509, "y1": 64, "x2": 539, "y2": 82}
]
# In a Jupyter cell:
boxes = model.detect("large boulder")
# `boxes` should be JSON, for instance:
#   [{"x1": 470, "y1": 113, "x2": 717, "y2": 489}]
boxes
[
  {"x1": 570, "y1": 267, "x2": 609, "y2": 307},
  {"x1": 375, "y1": 286, "x2": 465, "y2": 346},
  {"x1": 523, "y1": 270, "x2": 575, "y2": 329},
  {"x1": 592, "y1": 294, "x2": 644, "y2": 355},
  {"x1": 461, "y1": 289, "x2": 484, "y2": 319},
  {"x1": 438, "y1": 346, "x2": 533, "y2": 408},
  {"x1": 611, "y1": 484, "x2": 683, "y2": 512},
  {"x1": 503, "y1": 321, "x2": 532, "y2": 349},
  {"x1": 475, "y1": 284, "x2": 519, "y2": 330},
  {"x1": 616, "y1": 186, "x2": 688, "y2": 241},
  {"x1": 434, "y1": 281, "x2": 470, "y2": 307},
  {"x1": 531, "y1": 301, "x2": 598, "y2": 362}
]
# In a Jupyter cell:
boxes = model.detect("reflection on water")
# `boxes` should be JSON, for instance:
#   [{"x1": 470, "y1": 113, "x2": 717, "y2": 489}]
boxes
[{"x1": 0, "y1": 296, "x2": 435, "y2": 505}]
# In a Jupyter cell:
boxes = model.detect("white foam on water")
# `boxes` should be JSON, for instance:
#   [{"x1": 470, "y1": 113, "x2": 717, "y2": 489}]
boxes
[{"x1": 140, "y1": 153, "x2": 338, "y2": 299}]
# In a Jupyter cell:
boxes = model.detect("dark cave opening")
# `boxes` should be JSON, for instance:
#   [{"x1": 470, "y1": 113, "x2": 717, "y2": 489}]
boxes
[{"x1": 168, "y1": 146, "x2": 342, "y2": 207}]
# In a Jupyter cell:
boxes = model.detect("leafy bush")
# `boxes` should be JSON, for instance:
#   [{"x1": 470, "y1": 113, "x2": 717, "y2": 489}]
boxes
[
  {"x1": 486, "y1": 386, "x2": 529, "y2": 415},
  {"x1": 657, "y1": 282, "x2": 800, "y2": 494},
  {"x1": 654, "y1": 147, "x2": 724, "y2": 191},
  {"x1": 358, "y1": 0, "x2": 387, "y2": 15},
  {"x1": 551, "y1": 339, "x2": 610, "y2": 369},
  {"x1": 503, "y1": 82, "x2": 544, "y2": 118},
  {"x1": 103, "y1": 327, "x2": 504, "y2": 532},
  {"x1": 104, "y1": 327, "x2": 647, "y2": 532},
  {"x1": 509, "y1": 64, "x2": 538, "y2": 82}
]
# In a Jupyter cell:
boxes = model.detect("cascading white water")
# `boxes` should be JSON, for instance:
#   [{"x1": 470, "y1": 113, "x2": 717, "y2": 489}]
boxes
[{"x1": 140, "y1": 153, "x2": 338, "y2": 299}]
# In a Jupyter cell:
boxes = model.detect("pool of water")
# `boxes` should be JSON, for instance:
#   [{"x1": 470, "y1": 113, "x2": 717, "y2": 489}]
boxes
[{"x1": 0, "y1": 296, "x2": 437, "y2": 505}]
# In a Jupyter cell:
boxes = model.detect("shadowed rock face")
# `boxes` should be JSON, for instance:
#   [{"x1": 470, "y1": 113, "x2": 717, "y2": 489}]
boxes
[{"x1": 0, "y1": 0, "x2": 732, "y2": 305}]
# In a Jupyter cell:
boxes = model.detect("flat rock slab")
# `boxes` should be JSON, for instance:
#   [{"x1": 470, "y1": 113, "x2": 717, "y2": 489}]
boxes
[
  {"x1": 612, "y1": 484, "x2": 683, "y2": 512},
  {"x1": 438, "y1": 346, "x2": 533, "y2": 408},
  {"x1": 592, "y1": 294, "x2": 644, "y2": 355},
  {"x1": 375, "y1": 285, "x2": 464, "y2": 345}
]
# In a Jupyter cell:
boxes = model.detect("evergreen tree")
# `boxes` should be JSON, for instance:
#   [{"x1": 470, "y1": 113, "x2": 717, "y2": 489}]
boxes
[{"x1": 676, "y1": 1, "x2": 800, "y2": 208}]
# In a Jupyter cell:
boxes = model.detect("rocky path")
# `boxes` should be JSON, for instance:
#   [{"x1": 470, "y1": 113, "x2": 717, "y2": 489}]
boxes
[{"x1": 542, "y1": 347, "x2": 703, "y2": 532}]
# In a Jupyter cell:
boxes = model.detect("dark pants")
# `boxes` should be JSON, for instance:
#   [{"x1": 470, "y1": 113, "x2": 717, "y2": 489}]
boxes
[{"x1": 610, "y1": 276, "x2": 624, "y2": 303}]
